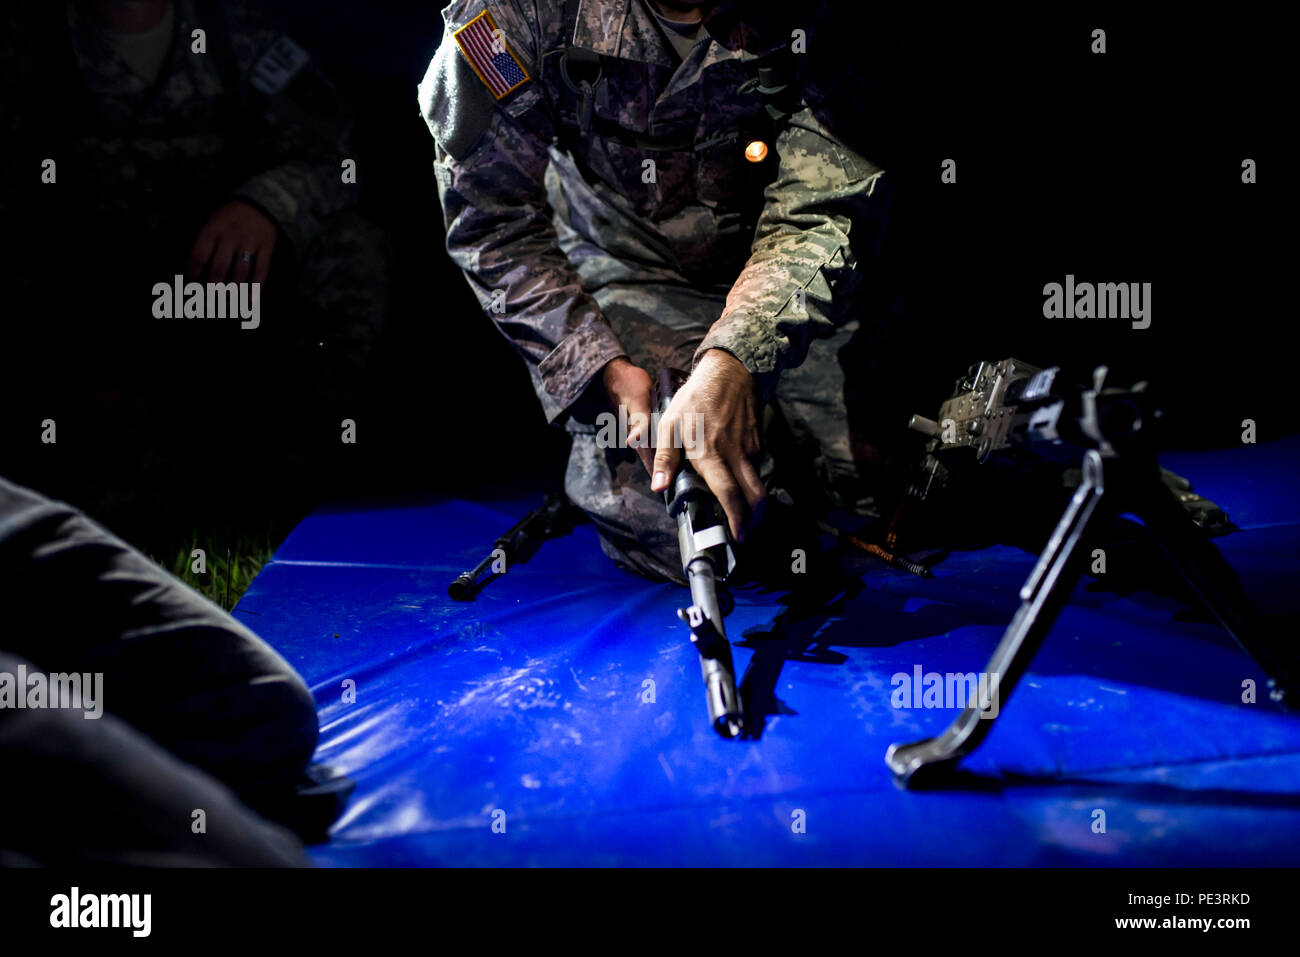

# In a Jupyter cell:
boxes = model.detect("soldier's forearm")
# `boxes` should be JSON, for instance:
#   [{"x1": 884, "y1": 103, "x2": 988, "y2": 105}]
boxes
[
  {"x1": 698, "y1": 106, "x2": 887, "y2": 396},
  {"x1": 230, "y1": 158, "x2": 350, "y2": 256}
]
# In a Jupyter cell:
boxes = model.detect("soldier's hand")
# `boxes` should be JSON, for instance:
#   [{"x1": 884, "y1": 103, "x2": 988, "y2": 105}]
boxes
[
  {"x1": 651, "y1": 349, "x2": 764, "y2": 542},
  {"x1": 187, "y1": 201, "x2": 278, "y2": 284},
  {"x1": 601, "y1": 357, "x2": 657, "y2": 476}
]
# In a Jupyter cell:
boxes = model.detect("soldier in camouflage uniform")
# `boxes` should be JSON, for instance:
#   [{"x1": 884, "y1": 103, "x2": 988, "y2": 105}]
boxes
[
  {"x1": 421, "y1": 0, "x2": 889, "y2": 582},
  {"x1": 420, "y1": 0, "x2": 890, "y2": 582},
  {"x1": 0, "y1": 0, "x2": 390, "y2": 406}
]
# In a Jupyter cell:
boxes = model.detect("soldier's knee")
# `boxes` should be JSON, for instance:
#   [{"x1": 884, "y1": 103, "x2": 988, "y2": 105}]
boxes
[
  {"x1": 299, "y1": 208, "x2": 394, "y2": 294},
  {"x1": 564, "y1": 436, "x2": 683, "y2": 581}
]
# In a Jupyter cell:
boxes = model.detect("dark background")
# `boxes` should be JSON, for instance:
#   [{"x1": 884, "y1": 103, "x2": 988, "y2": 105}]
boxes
[{"x1": 0, "y1": 3, "x2": 1290, "y2": 554}]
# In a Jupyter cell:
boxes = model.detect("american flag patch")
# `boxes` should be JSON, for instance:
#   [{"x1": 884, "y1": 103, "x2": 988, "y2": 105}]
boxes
[{"x1": 453, "y1": 9, "x2": 530, "y2": 100}]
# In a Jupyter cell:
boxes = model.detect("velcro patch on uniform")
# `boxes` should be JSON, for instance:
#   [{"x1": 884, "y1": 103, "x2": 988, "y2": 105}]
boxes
[
  {"x1": 453, "y1": 9, "x2": 529, "y2": 100},
  {"x1": 250, "y1": 35, "x2": 311, "y2": 96}
]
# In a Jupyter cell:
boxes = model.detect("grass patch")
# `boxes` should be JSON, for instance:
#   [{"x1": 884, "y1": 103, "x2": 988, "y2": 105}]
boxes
[{"x1": 141, "y1": 523, "x2": 288, "y2": 612}]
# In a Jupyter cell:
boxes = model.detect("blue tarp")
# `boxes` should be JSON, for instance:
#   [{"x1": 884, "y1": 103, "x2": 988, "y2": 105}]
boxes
[{"x1": 235, "y1": 436, "x2": 1300, "y2": 865}]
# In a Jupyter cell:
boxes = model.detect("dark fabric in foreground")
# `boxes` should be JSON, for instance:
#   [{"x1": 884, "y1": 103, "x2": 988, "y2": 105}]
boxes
[{"x1": 0, "y1": 476, "x2": 316, "y2": 866}]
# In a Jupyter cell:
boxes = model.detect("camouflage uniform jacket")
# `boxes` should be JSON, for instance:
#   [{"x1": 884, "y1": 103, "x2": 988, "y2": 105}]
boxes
[{"x1": 419, "y1": 0, "x2": 883, "y2": 424}]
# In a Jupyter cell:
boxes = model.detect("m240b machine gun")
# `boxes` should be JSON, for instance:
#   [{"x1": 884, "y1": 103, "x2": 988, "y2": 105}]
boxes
[{"x1": 886, "y1": 359, "x2": 1295, "y2": 786}]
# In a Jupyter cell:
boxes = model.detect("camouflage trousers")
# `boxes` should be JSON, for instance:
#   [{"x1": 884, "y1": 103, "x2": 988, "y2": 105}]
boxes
[
  {"x1": 289, "y1": 207, "x2": 393, "y2": 380},
  {"x1": 564, "y1": 281, "x2": 871, "y2": 584}
]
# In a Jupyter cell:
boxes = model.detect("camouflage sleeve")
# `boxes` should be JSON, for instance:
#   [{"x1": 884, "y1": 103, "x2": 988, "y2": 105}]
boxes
[
  {"x1": 418, "y1": 0, "x2": 626, "y2": 425},
  {"x1": 221, "y1": 1, "x2": 354, "y2": 256},
  {"x1": 695, "y1": 104, "x2": 885, "y2": 401}
]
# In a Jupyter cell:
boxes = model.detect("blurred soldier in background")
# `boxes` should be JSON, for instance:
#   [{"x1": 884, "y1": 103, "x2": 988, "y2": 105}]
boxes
[
  {"x1": 1, "y1": 0, "x2": 391, "y2": 512},
  {"x1": 420, "y1": 0, "x2": 893, "y2": 582},
  {"x1": 0, "y1": 2, "x2": 377, "y2": 862}
]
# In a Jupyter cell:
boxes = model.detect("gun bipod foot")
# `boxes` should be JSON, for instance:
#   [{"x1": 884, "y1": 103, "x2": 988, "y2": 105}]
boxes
[{"x1": 885, "y1": 738, "x2": 969, "y2": 789}]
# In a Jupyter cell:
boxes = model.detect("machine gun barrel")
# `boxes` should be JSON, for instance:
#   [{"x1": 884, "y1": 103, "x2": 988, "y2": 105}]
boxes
[
  {"x1": 655, "y1": 368, "x2": 744, "y2": 738},
  {"x1": 448, "y1": 493, "x2": 569, "y2": 601}
]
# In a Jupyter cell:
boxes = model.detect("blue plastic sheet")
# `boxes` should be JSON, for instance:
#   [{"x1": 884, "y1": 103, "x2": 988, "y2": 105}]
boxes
[{"x1": 234, "y1": 437, "x2": 1300, "y2": 865}]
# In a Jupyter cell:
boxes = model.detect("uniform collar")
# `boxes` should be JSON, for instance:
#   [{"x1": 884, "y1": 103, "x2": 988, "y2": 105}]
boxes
[
  {"x1": 571, "y1": 1, "x2": 664, "y2": 64},
  {"x1": 570, "y1": 0, "x2": 759, "y2": 67}
]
